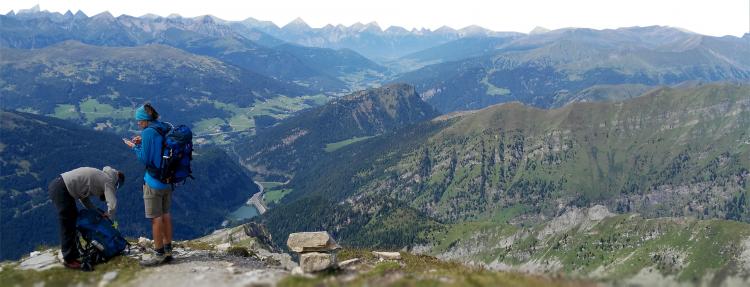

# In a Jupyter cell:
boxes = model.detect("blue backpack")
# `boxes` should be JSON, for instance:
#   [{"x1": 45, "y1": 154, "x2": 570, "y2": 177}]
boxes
[
  {"x1": 148, "y1": 123, "x2": 194, "y2": 185},
  {"x1": 76, "y1": 209, "x2": 129, "y2": 271}
]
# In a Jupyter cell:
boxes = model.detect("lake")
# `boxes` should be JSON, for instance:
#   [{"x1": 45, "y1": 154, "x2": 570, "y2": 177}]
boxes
[{"x1": 227, "y1": 204, "x2": 259, "y2": 221}]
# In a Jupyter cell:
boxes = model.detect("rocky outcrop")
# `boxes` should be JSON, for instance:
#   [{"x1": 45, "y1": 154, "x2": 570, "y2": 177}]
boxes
[
  {"x1": 537, "y1": 205, "x2": 614, "y2": 240},
  {"x1": 198, "y1": 223, "x2": 294, "y2": 270},
  {"x1": 4, "y1": 225, "x2": 290, "y2": 287},
  {"x1": 243, "y1": 222, "x2": 277, "y2": 252}
]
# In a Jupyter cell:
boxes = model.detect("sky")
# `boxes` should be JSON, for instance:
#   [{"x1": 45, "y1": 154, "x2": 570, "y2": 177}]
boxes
[{"x1": 2, "y1": 0, "x2": 748, "y2": 37}]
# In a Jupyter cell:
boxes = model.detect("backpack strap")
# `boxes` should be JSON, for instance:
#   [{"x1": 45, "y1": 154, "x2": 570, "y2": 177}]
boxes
[{"x1": 144, "y1": 124, "x2": 168, "y2": 180}]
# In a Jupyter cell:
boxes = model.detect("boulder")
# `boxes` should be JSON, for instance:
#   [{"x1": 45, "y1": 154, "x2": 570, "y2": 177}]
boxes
[
  {"x1": 19, "y1": 250, "x2": 62, "y2": 270},
  {"x1": 338, "y1": 258, "x2": 361, "y2": 269},
  {"x1": 287, "y1": 232, "x2": 340, "y2": 253},
  {"x1": 137, "y1": 237, "x2": 153, "y2": 249},
  {"x1": 299, "y1": 252, "x2": 336, "y2": 273},
  {"x1": 372, "y1": 251, "x2": 401, "y2": 260}
]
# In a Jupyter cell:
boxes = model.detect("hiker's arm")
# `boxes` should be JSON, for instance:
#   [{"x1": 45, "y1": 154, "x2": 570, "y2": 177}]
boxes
[
  {"x1": 104, "y1": 182, "x2": 117, "y2": 218},
  {"x1": 79, "y1": 197, "x2": 98, "y2": 212},
  {"x1": 132, "y1": 129, "x2": 157, "y2": 165}
]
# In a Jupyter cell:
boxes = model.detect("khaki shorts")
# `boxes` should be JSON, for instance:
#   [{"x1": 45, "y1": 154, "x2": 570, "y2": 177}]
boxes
[{"x1": 143, "y1": 184, "x2": 171, "y2": 219}]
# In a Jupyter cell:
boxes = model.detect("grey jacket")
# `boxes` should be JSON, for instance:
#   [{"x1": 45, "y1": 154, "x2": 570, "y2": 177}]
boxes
[{"x1": 60, "y1": 166, "x2": 119, "y2": 216}]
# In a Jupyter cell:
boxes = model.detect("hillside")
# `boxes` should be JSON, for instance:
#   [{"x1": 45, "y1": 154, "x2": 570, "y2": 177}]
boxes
[
  {"x1": 274, "y1": 43, "x2": 389, "y2": 90},
  {"x1": 0, "y1": 111, "x2": 259, "y2": 260},
  {"x1": 558, "y1": 84, "x2": 655, "y2": 105},
  {"x1": 430, "y1": 205, "x2": 750, "y2": 284},
  {"x1": 0, "y1": 41, "x2": 330, "y2": 143},
  {"x1": 393, "y1": 36, "x2": 518, "y2": 71},
  {"x1": 155, "y1": 29, "x2": 349, "y2": 92},
  {"x1": 236, "y1": 83, "x2": 439, "y2": 181},
  {"x1": 156, "y1": 29, "x2": 390, "y2": 93},
  {"x1": 259, "y1": 83, "x2": 750, "y2": 283},
  {"x1": 395, "y1": 26, "x2": 750, "y2": 112}
]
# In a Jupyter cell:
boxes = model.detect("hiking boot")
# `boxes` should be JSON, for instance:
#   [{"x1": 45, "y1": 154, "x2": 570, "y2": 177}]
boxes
[
  {"x1": 139, "y1": 252, "x2": 167, "y2": 267},
  {"x1": 164, "y1": 245, "x2": 174, "y2": 263},
  {"x1": 63, "y1": 259, "x2": 82, "y2": 270}
]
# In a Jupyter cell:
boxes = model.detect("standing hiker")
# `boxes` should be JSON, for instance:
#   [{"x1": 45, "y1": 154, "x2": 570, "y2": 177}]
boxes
[
  {"x1": 48, "y1": 166, "x2": 124, "y2": 269},
  {"x1": 123, "y1": 103, "x2": 175, "y2": 266}
]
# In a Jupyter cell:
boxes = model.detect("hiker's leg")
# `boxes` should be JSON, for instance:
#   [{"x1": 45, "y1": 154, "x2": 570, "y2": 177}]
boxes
[
  {"x1": 162, "y1": 213, "x2": 173, "y2": 244},
  {"x1": 48, "y1": 176, "x2": 79, "y2": 262},
  {"x1": 144, "y1": 184, "x2": 165, "y2": 249},
  {"x1": 151, "y1": 216, "x2": 164, "y2": 250},
  {"x1": 162, "y1": 189, "x2": 173, "y2": 244}
]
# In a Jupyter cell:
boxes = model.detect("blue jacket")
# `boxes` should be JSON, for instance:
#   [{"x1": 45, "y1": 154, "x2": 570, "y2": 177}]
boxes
[{"x1": 132, "y1": 121, "x2": 170, "y2": 190}]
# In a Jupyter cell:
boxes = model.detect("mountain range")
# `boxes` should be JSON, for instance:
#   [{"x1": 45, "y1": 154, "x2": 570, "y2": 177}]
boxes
[
  {"x1": 239, "y1": 17, "x2": 522, "y2": 61},
  {"x1": 0, "y1": 9, "x2": 388, "y2": 93},
  {"x1": 395, "y1": 26, "x2": 750, "y2": 112},
  {"x1": 4, "y1": 8, "x2": 750, "y2": 118}
]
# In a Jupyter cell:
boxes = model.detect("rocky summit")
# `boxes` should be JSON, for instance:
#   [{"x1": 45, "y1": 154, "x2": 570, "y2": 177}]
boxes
[
  {"x1": 3, "y1": 223, "x2": 290, "y2": 287},
  {"x1": 0, "y1": 224, "x2": 589, "y2": 287}
]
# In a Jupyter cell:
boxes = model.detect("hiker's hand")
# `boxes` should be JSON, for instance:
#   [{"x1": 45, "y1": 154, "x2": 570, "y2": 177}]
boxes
[
  {"x1": 132, "y1": 136, "x2": 142, "y2": 145},
  {"x1": 123, "y1": 138, "x2": 135, "y2": 148}
]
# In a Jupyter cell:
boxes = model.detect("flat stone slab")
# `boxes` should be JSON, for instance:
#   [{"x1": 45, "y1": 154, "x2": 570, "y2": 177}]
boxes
[
  {"x1": 372, "y1": 251, "x2": 401, "y2": 260},
  {"x1": 338, "y1": 258, "x2": 361, "y2": 269},
  {"x1": 19, "y1": 250, "x2": 63, "y2": 271},
  {"x1": 287, "y1": 232, "x2": 340, "y2": 253}
]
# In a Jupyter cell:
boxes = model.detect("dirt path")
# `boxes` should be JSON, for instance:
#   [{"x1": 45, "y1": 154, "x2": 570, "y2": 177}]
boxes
[{"x1": 125, "y1": 257, "x2": 287, "y2": 287}]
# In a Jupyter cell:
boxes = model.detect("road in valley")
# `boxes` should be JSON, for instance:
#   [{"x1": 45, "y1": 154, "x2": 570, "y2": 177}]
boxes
[{"x1": 248, "y1": 180, "x2": 268, "y2": 214}]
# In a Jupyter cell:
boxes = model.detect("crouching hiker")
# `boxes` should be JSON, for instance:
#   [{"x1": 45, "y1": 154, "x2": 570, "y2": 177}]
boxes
[
  {"x1": 123, "y1": 103, "x2": 175, "y2": 266},
  {"x1": 47, "y1": 166, "x2": 124, "y2": 269}
]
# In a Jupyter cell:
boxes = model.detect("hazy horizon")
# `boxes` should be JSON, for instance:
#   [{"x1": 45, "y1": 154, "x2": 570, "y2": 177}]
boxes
[{"x1": 2, "y1": 1, "x2": 748, "y2": 37}]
